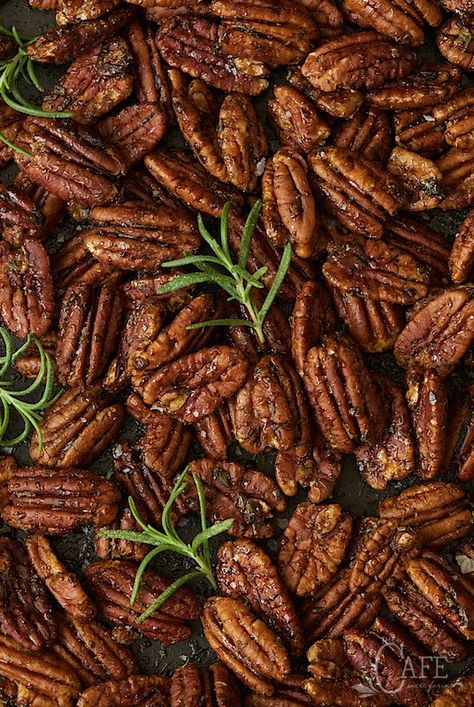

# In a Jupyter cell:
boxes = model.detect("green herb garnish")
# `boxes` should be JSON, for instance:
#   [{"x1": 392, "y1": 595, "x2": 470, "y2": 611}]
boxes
[
  {"x1": 155, "y1": 200, "x2": 292, "y2": 345},
  {"x1": 100, "y1": 466, "x2": 233, "y2": 622},
  {"x1": 0, "y1": 328, "x2": 58, "y2": 453}
]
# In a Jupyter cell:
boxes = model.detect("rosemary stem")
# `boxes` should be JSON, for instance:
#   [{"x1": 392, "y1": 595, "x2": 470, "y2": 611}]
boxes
[{"x1": 235, "y1": 276, "x2": 265, "y2": 344}]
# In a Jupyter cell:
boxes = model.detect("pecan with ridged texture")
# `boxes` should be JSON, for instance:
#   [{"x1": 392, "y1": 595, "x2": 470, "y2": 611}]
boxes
[
  {"x1": 16, "y1": 117, "x2": 125, "y2": 206},
  {"x1": 138, "y1": 345, "x2": 249, "y2": 423},
  {"x1": 268, "y1": 86, "x2": 330, "y2": 154},
  {"x1": 433, "y1": 87, "x2": 474, "y2": 150},
  {"x1": 202, "y1": 596, "x2": 291, "y2": 696},
  {"x1": 303, "y1": 333, "x2": 387, "y2": 452},
  {"x1": 0, "y1": 102, "x2": 24, "y2": 166},
  {"x1": 301, "y1": 568, "x2": 382, "y2": 641},
  {"x1": 395, "y1": 107, "x2": 446, "y2": 158},
  {"x1": 291, "y1": 280, "x2": 337, "y2": 376},
  {"x1": 127, "y1": 20, "x2": 172, "y2": 114},
  {"x1": 431, "y1": 677, "x2": 474, "y2": 707},
  {"x1": 342, "y1": 0, "x2": 442, "y2": 45},
  {"x1": 0, "y1": 537, "x2": 56, "y2": 652},
  {"x1": 96, "y1": 506, "x2": 148, "y2": 562},
  {"x1": 30, "y1": 384, "x2": 124, "y2": 468},
  {"x1": 26, "y1": 535, "x2": 95, "y2": 620},
  {"x1": 2, "y1": 466, "x2": 120, "y2": 534},
  {"x1": 42, "y1": 39, "x2": 133, "y2": 125},
  {"x1": 297, "y1": 0, "x2": 343, "y2": 38},
  {"x1": 56, "y1": 0, "x2": 120, "y2": 25},
  {"x1": 56, "y1": 282, "x2": 122, "y2": 387},
  {"x1": 437, "y1": 15, "x2": 474, "y2": 70},
  {"x1": 78, "y1": 675, "x2": 170, "y2": 707},
  {"x1": 262, "y1": 148, "x2": 324, "y2": 259},
  {"x1": 217, "y1": 540, "x2": 304, "y2": 656},
  {"x1": 323, "y1": 235, "x2": 430, "y2": 305},
  {"x1": 27, "y1": 7, "x2": 134, "y2": 63},
  {"x1": 444, "y1": 386, "x2": 474, "y2": 480},
  {"x1": 85, "y1": 559, "x2": 199, "y2": 643},
  {"x1": 171, "y1": 661, "x2": 242, "y2": 707},
  {"x1": 98, "y1": 102, "x2": 167, "y2": 168},
  {"x1": 126, "y1": 394, "x2": 192, "y2": 478},
  {"x1": 0, "y1": 635, "x2": 81, "y2": 707},
  {"x1": 387, "y1": 146, "x2": 442, "y2": 210},
  {"x1": 302, "y1": 31, "x2": 416, "y2": 91},
  {"x1": 188, "y1": 458, "x2": 286, "y2": 539},
  {"x1": 385, "y1": 215, "x2": 450, "y2": 282},
  {"x1": 156, "y1": 17, "x2": 269, "y2": 96},
  {"x1": 278, "y1": 502, "x2": 352, "y2": 597},
  {"x1": 53, "y1": 614, "x2": 137, "y2": 689},
  {"x1": 303, "y1": 432, "x2": 343, "y2": 503},
  {"x1": 368, "y1": 63, "x2": 462, "y2": 110},
  {"x1": 145, "y1": 148, "x2": 243, "y2": 217},
  {"x1": 355, "y1": 378, "x2": 414, "y2": 490},
  {"x1": 450, "y1": 206, "x2": 474, "y2": 283},
  {"x1": 0, "y1": 238, "x2": 54, "y2": 339},
  {"x1": 309, "y1": 147, "x2": 406, "y2": 239},
  {"x1": 331, "y1": 107, "x2": 393, "y2": 163},
  {"x1": 395, "y1": 286, "x2": 474, "y2": 373},
  {"x1": 193, "y1": 402, "x2": 233, "y2": 460},
  {"x1": 0, "y1": 182, "x2": 44, "y2": 246},
  {"x1": 437, "y1": 146, "x2": 474, "y2": 209},
  {"x1": 54, "y1": 233, "x2": 118, "y2": 292},
  {"x1": 288, "y1": 66, "x2": 364, "y2": 119},
  {"x1": 14, "y1": 171, "x2": 65, "y2": 239}
]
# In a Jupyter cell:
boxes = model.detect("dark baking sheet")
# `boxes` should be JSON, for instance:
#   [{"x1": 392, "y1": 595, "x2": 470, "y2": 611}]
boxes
[{"x1": 0, "y1": 0, "x2": 473, "y2": 695}]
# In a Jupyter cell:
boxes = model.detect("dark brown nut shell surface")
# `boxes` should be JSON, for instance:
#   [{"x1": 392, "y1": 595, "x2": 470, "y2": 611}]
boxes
[
  {"x1": 170, "y1": 661, "x2": 242, "y2": 707},
  {"x1": 77, "y1": 675, "x2": 170, "y2": 707}
]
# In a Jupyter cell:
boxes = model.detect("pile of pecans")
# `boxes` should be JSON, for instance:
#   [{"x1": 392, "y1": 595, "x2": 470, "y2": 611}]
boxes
[{"x1": 0, "y1": 0, "x2": 473, "y2": 704}]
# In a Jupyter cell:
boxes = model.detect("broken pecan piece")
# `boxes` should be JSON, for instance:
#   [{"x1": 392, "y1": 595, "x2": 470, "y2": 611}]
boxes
[
  {"x1": 331, "y1": 107, "x2": 393, "y2": 163},
  {"x1": 171, "y1": 662, "x2": 242, "y2": 707},
  {"x1": 95, "y1": 507, "x2": 148, "y2": 562},
  {"x1": 450, "y1": 206, "x2": 474, "y2": 283},
  {"x1": 341, "y1": 0, "x2": 442, "y2": 45},
  {"x1": 437, "y1": 14, "x2": 474, "y2": 70},
  {"x1": 78, "y1": 675, "x2": 170, "y2": 707},
  {"x1": 268, "y1": 85, "x2": 330, "y2": 154},
  {"x1": 297, "y1": 0, "x2": 343, "y2": 38},
  {"x1": 288, "y1": 66, "x2": 364, "y2": 119},
  {"x1": 202, "y1": 596, "x2": 291, "y2": 696},
  {"x1": 85, "y1": 560, "x2": 199, "y2": 643}
]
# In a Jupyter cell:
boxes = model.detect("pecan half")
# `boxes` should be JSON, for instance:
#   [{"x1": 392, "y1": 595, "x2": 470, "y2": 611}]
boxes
[
  {"x1": 0, "y1": 537, "x2": 56, "y2": 652},
  {"x1": 268, "y1": 85, "x2": 330, "y2": 154},
  {"x1": 127, "y1": 19, "x2": 171, "y2": 112},
  {"x1": 433, "y1": 87, "x2": 474, "y2": 151},
  {"x1": 30, "y1": 385, "x2": 124, "y2": 468},
  {"x1": 395, "y1": 106, "x2": 446, "y2": 158},
  {"x1": 309, "y1": 147, "x2": 406, "y2": 239},
  {"x1": 444, "y1": 386, "x2": 474, "y2": 481},
  {"x1": 217, "y1": 540, "x2": 304, "y2": 656},
  {"x1": 14, "y1": 171, "x2": 65, "y2": 240},
  {"x1": 303, "y1": 334, "x2": 387, "y2": 452},
  {"x1": 367, "y1": 63, "x2": 462, "y2": 110},
  {"x1": 278, "y1": 501, "x2": 352, "y2": 597},
  {"x1": 331, "y1": 107, "x2": 393, "y2": 163},
  {"x1": 342, "y1": 0, "x2": 442, "y2": 45},
  {"x1": 437, "y1": 15, "x2": 474, "y2": 70},
  {"x1": 202, "y1": 596, "x2": 291, "y2": 696},
  {"x1": 78, "y1": 675, "x2": 170, "y2": 707},
  {"x1": 0, "y1": 182, "x2": 44, "y2": 246},
  {"x1": 2, "y1": 466, "x2": 120, "y2": 534},
  {"x1": 85, "y1": 560, "x2": 199, "y2": 643},
  {"x1": 291, "y1": 280, "x2": 337, "y2": 376},
  {"x1": 288, "y1": 66, "x2": 364, "y2": 119},
  {"x1": 387, "y1": 146, "x2": 442, "y2": 210},
  {"x1": 54, "y1": 233, "x2": 118, "y2": 292},
  {"x1": 437, "y1": 146, "x2": 474, "y2": 209},
  {"x1": 246, "y1": 685, "x2": 314, "y2": 706},
  {"x1": 55, "y1": 0, "x2": 120, "y2": 25},
  {"x1": 0, "y1": 102, "x2": 24, "y2": 167},
  {"x1": 98, "y1": 102, "x2": 167, "y2": 168},
  {"x1": 193, "y1": 402, "x2": 233, "y2": 460},
  {"x1": 385, "y1": 215, "x2": 450, "y2": 282},
  {"x1": 297, "y1": 0, "x2": 344, "y2": 38},
  {"x1": 450, "y1": 206, "x2": 474, "y2": 283},
  {"x1": 95, "y1": 507, "x2": 148, "y2": 562},
  {"x1": 171, "y1": 662, "x2": 242, "y2": 707}
]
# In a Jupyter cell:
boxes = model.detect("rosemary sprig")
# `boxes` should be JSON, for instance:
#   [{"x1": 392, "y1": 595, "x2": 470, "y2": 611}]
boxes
[
  {"x1": 0, "y1": 328, "x2": 59, "y2": 453},
  {"x1": 100, "y1": 467, "x2": 233, "y2": 622},
  {"x1": 156, "y1": 200, "x2": 292, "y2": 345}
]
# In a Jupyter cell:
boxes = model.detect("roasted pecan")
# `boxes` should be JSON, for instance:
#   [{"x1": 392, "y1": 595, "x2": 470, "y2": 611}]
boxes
[
  {"x1": 0, "y1": 455, "x2": 15, "y2": 512},
  {"x1": 303, "y1": 333, "x2": 387, "y2": 452},
  {"x1": 444, "y1": 386, "x2": 474, "y2": 481},
  {"x1": 387, "y1": 146, "x2": 442, "y2": 210},
  {"x1": 30, "y1": 385, "x2": 124, "y2": 468},
  {"x1": 437, "y1": 15, "x2": 474, "y2": 70},
  {"x1": 342, "y1": 0, "x2": 442, "y2": 45},
  {"x1": 14, "y1": 171, "x2": 65, "y2": 239},
  {"x1": 27, "y1": 7, "x2": 134, "y2": 63},
  {"x1": 297, "y1": 0, "x2": 343, "y2": 38},
  {"x1": 0, "y1": 537, "x2": 56, "y2": 652},
  {"x1": 440, "y1": 0, "x2": 474, "y2": 11},
  {"x1": 16, "y1": 117, "x2": 125, "y2": 206},
  {"x1": 368, "y1": 63, "x2": 462, "y2": 110},
  {"x1": 268, "y1": 86, "x2": 330, "y2": 154},
  {"x1": 456, "y1": 540, "x2": 474, "y2": 579},
  {"x1": 2, "y1": 466, "x2": 120, "y2": 534},
  {"x1": 193, "y1": 402, "x2": 233, "y2": 460},
  {"x1": 278, "y1": 501, "x2": 352, "y2": 597},
  {"x1": 56, "y1": 282, "x2": 122, "y2": 387},
  {"x1": 0, "y1": 182, "x2": 44, "y2": 246},
  {"x1": 95, "y1": 507, "x2": 148, "y2": 562},
  {"x1": 432, "y1": 87, "x2": 474, "y2": 152},
  {"x1": 0, "y1": 102, "x2": 24, "y2": 167},
  {"x1": 85, "y1": 560, "x2": 199, "y2": 643},
  {"x1": 288, "y1": 66, "x2": 364, "y2": 119},
  {"x1": 138, "y1": 345, "x2": 249, "y2": 423},
  {"x1": 331, "y1": 107, "x2": 393, "y2": 163},
  {"x1": 304, "y1": 432, "x2": 343, "y2": 503},
  {"x1": 147, "y1": 1, "x2": 210, "y2": 20},
  {"x1": 26, "y1": 535, "x2": 95, "y2": 621},
  {"x1": 171, "y1": 662, "x2": 242, "y2": 707},
  {"x1": 245, "y1": 686, "x2": 314, "y2": 707},
  {"x1": 394, "y1": 106, "x2": 446, "y2": 158},
  {"x1": 127, "y1": 20, "x2": 172, "y2": 113},
  {"x1": 98, "y1": 102, "x2": 167, "y2": 168},
  {"x1": 309, "y1": 147, "x2": 406, "y2": 239},
  {"x1": 78, "y1": 675, "x2": 170, "y2": 707},
  {"x1": 217, "y1": 539, "x2": 304, "y2": 656},
  {"x1": 395, "y1": 286, "x2": 474, "y2": 374},
  {"x1": 302, "y1": 31, "x2": 416, "y2": 91},
  {"x1": 431, "y1": 677, "x2": 474, "y2": 707},
  {"x1": 385, "y1": 215, "x2": 450, "y2": 282},
  {"x1": 156, "y1": 17, "x2": 269, "y2": 96},
  {"x1": 56, "y1": 0, "x2": 120, "y2": 25},
  {"x1": 437, "y1": 146, "x2": 474, "y2": 209},
  {"x1": 291, "y1": 280, "x2": 337, "y2": 376},
  {"x1": 450, "y1": 206, "x2": 474, "y2": 283},
  {"x1": 188, "y1": 458, "x2": 286, "y2": 539},
  {"x1": 29, "y1": 0, "x2": 58, "y2": 7},
  {"x1": 202, "y1": 596, "x2": 291, "y2": 696},
  {"x1": 54, "y1": 233, "x2": 118, "y2": 292}
]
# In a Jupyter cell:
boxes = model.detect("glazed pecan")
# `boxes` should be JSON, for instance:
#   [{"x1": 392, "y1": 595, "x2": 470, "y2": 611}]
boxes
[
  {"x1": 30, "y1": 385, "x2": 124, "y2": 468},
  {"x1": 26, "y1": 535, "x2": 95, "y2": 621},
  {"x1": 367, "y1": 63, "x2": 462, "y2": 110},
  {"x1": 456, "y1": 539, "x2": 474, "y2": 578},
  {"x1": 56, "y1": 282, "x2": 122, "y2": 387},
  {"x1": 78, "y1": 675, "x2": 170, "y2": 707},
  {"x1": 156, "y1": 17, "x2": 269, "y2": 96},
  {"x1": 2, "y1": 466, "x2": 120, "y2": 534},
  {"x1": 95, "y1": 507, "x2": 148, "y2": 562},
  {"x1": 291, "y1": 280, "x2": 337, "y2": 376},
  {"x1": 188, "y1": 458, "x2": 286, "y2": 539},
  {"x1": 0, "y1": 182, "x2": 44, "y2": 246},
  {"x1": 437, "y1": 15, "x2": 474, "y2": 70},
  {"x1": 342, "y1": 0, "x2": 442, "y2": 45},
  {"x1": 331, "y1": 107, "x2": 393, "y2": 163},
  {"x1": 309, "y1": 147, "x2": 406, "y2": 239},
  {"x1": 202, "y1": 596, "x2": 291, "y2": 696},
  {"x1": 42, "y1": 39, "x2": 133, "y2": 125},
  {"x1": 394, "y1": 106, "x2": 446, "y2": 158},
  {"x1": 193, "y1": 402, "x2": 233, "y2": 460},
  {"x1": 0, "y1": 537, "x2": 56, "y2": 652},
  {"x1": 303, "y1": 334, "x2": 387, "y2": 452},
  {"x1": 437, "y1": 146, "x2": 474, "y2": 209},
  {"x1": 217, "y1": 540, "x2": 304, "y2": 656},
  {"x1": 305, "y1": 432, "x2": 343, "y2": 503},
  {"x1": 355, "y1": 378, "x2": 415, "y2": 490},
  {"x1": 29, "y1": 0, "x2": 58, "y2": 7},
  {"x1": 433, "y1": 87, "x2": 474, "y2": 150},
  {"x1": 0, "y1": 102, "x2": 24, "y2": 167},
  {"x1": 385, "y1": 215, "x2": 450, "y2": 282},
  {"x1": 127, "y1": 20, "x2": 172, "y2": 112},
  {"x1": 54, "y1": 233, "x2": 118, "y2": 292},
  {"x1": 0, "y1": 455, "x2": 15, "y2": 512},
  {"x1": 440, "y1": 0, "x2": 474, "y2": 11},
  {"x1": 262, "y1": 148, "x2": 323, "y2": 259},
  {"x1": 450, "y1": 206, "x2": 474, "y2": 283},
  {"x1": 268, "y1": 85, "x2": 330, "y2": 154},
  {"x1": 14, "y1": 170, "x2": 65, "y2": 239},
  {"x1": 171, "y1": 662, "x2": 242, "y2": 707},
  {"x1": 138, "y1": 345, "x2": 249, "y2": 423},
  {"x1": 245, "y1": 686, "x2": 313, "y2": 707},
  {"x1": 98, "y1": 102, "x2": 167, "y2": 168},
  {"x1": 387, "y1": 146, "x2": 442, "y2": 210},
  {"x1": 302, "y1": 31, "x2": 416, "y2": 91},
  {"x1": 278, "y1": 502, "x2": 352, "y2": 597},
  {"x1": 56, "y1": 0, "x2": 120, "y2": 25},
  {"x1": 0, "y1": 239, "x2": 54, "y2": 339},
  {"x1": 297, "y1": 0, "x2": 343, "y2": 38},
  {"x1": 394, "y1": 286, "x2": 474, "y2": 374},
  {"x1": 431, "y1": 677, "x2": 474, "y2": 707},
  {"x1": 444, "y1": 386, "x2": 474, "y2": 481},
  {"x1": 288, "y1": 66, "x2": 364, "y2": 119},
  {"x1": 85, "y1": 560, "x2": 199, "y2": 643},
  {"x1": 16, "y1": 117, "x2": 125, "y2": 206}
]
